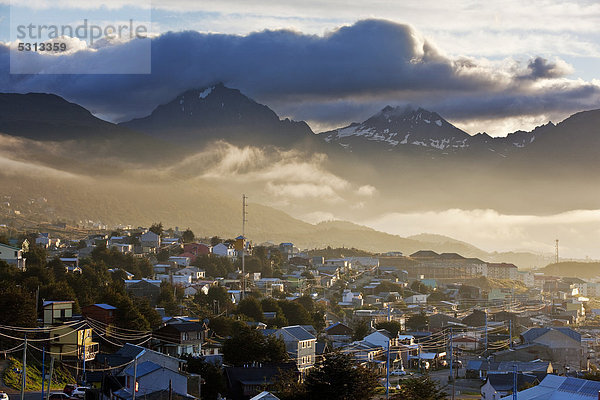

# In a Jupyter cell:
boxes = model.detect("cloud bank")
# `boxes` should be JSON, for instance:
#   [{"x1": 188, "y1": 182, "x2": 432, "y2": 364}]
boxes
[
  {"x1": 2, "y1": 19, "x2": 600, "y2": 134},
  {"x1": 362, "y1": 209, "x2": 600, "y2": 259}
]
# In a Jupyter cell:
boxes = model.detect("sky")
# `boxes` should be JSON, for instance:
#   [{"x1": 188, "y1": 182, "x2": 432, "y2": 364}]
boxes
[
  {"x1": 1, "y1": 1, "x2": 600, "y2": 258},
  {"x1": 0, "y1": 0, "x2": 599, "y2": 135}
]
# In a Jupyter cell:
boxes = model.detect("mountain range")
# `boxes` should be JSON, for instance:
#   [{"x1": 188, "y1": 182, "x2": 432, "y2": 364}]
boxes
[{"x1": 0, "y1": 84, "x2": 598, "y2": 266}]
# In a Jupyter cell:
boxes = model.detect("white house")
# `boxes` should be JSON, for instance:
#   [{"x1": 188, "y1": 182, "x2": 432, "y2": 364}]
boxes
[
  {"x1": 168, "y1": 256, "x2": 191, "y2": 267},
  {"x1": 156, "y1": 274, "x2": 191, "y2": 285},
  {"x1": 35, "y1": 233, "x2": 60, "y2": 248},
  {"x1": 140, "y1": 231, "x2": 161, "y2": 249},
  {"x1": 212, "y1": 243, "x2": 236, "y2": 258},
  {"x1": 339, "y1": 289, "x2": 363, "y2": 306},
  {"x1": 119, "y1": 361, "x2": 188, "y2": 399},
  {"x1": 404, "y1": 294, "x2": 429, "y2": 304},
  {"x1": 111, "y1": 243, "x2": 133, "y2": 254},
  {"x1": 176, "y1": 266, "x2": 205, "y2": 281},
  {"x1": 364, "y1": 329, "x2": 398, "y2": 348},
  {"x1": 0, "y1": 243, "x2": 26, "y2": 270}
]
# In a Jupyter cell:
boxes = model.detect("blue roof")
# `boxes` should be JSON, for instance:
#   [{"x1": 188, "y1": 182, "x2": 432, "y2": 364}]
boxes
[
  {"x1": 93, "y1": 303, "x2": 117, "y2": 310},
  {"x1": 280, "y1": 325, "x2": 316, "y2": 341},
  {"x1": 522, "y1": 327, "x2": 581, "y2": 344},
  {"x1": 122, "y1": 361, "x2": 161, "y2": 377}
]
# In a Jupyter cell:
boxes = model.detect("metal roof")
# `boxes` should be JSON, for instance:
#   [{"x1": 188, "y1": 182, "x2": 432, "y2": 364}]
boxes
[
  {"x1": 122, "y1": 361, "x2": 161, "y2": 378},
  {"x1": 280, "y1": 325, "x2": 316, "y2": 341}
]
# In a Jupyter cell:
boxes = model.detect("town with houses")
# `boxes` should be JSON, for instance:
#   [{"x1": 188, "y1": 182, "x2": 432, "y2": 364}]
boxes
[{"x1": 1, "y1": 223, "x2": 600, "y2": 400}]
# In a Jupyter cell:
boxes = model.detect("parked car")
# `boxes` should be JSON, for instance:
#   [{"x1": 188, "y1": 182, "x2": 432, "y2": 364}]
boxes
[
  {"x1": 50, "y1": 393, "x2": 76, "y2": 400},
  {"x1": 390, "y1": 368, "x2": 407, "y2": 376},
  {"x1": 71, "y1": 387, "x2": 89, "y2": 398},
  {"x1": 0, "y1": 391, "x2": 9, "y2": 400}
]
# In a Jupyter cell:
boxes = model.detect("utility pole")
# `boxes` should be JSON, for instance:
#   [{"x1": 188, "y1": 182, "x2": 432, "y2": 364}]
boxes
[
  {"x1": 20, "y1": 334, "x2": 27, "y2": 400},
  {"x1": 41, "y1": 346, "x2": 45, "y2": 400},
  {"x1": 386, "y1": 337, "x2": 391, "y2": 400},
  {"x1": 484, "y1": 309, "x2": 488, "y2": 356},
  {"x1": 241, "y1": 194, "x2": 248, "y2": 300},
  {"x1": 449, "y1": 328, "x2": 455, "y2": 400},
  {"x1": 509, "y1": 319, "x2": 513, "y2": 349},
  {"x1": 82, "y1": 330, "x2": 86, "y2": 384},
  {"x1": 132, "y1": 357, "x2": 138, "y2": 400},
  {"x1": 47, "y1": 356, "x2": 54, "y2": 400},
  {"x1": 513, "y1": 364, "x2": 517, "y2": 400}
]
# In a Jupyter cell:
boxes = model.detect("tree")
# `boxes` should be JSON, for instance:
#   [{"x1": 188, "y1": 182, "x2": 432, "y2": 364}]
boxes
[
  {"x1": 237, "y1": 297, "x2": 264, "y2": 321},
  {"x1": 149, "y1": 222, "x2": 164, "y2": 236},
  {"x1": 158, "y1": 282, "x2": 180, "y2": 316},
  {"x1": 427, "y1": 290, "x2": 449, "y2": 302},
  {"x1": 304, "y1": 352, "x2": 378, "y2": 400},
  {"x1": 222, "y1": 327, "x2": 288, "y2": 365},
  {"x1": 295, "y1": 295, "x2": 315, "y2": 313},
  {"x1": 410, "y1": 280, "x2": 430, "y2": 294},
  {"x1": 352, "y1": 321, "x2": 370, "y2": 341},
  {"x1": 376, "y1": 320, "x2": 403, "y2": 336},
  {"x1": 272, "y1": 368, "x2": 306, "y2": 400},
  {"x1": 0, "y1": 285, "x2": 37, "y2": 327},
  {"x1": 210, "y1": 236, "x2": 222, "y2": 246},
  {"x1": 392, "y1": 376, "x2": 447, "y2": 400},
  {"x1": 181, "y1": 229, "x2": 195, "y2": 243},
  {"x1": 195, "y1": 286, "x2": 232, "y2": 314},
  {"x1": 406, "y1": 311, "x2": 429, "y2": 331},
  {"x1": 184, "y1": 356, "x2": 226, "y2": 400},
  {"x1": 279, "y1": 300, "x2": 312, "y2": 325}
]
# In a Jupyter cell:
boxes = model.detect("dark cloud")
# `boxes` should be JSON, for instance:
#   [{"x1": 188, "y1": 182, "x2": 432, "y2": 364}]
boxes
[
  {"x1": 521, "y1": 56, "x2": 572, "y2": 80},
  {"x1": 0, "y1": 19, "x2": 598, "y2": 128}
]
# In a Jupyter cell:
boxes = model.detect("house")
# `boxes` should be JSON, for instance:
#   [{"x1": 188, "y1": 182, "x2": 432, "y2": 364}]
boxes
[
  {"x1": 339, "y1": 289, "x2": 363, "y2": 307},
  {"x1": 267, "y1": 326, "x2": 316, "y2": 373},
  {"x1": 498, "y1": 375, "x2": 600, "y2": 400},
  {"x1": 59, "y1": 257, "x2": 81, "y2": 273},
  {"x1": 140, "y1": 231, "x2": 161, "y2": 250},
  {"x1": 116, "y1": 361, "x2": 188, "y2": 400},
  {"x1": 428, "y1": 313, "x2": 464, "y2": 331},
  {"x1": 156, "y1": 273, "x2": 192, "y2": 285},
  {"x1": 250, "y1": 392, "x2": 280, "y2": 400},
  {"x1": 324, "y1": 322, "x2": 353, "y2": 344},
  {"x1": 0, "y1": 242, "x2": 26, "y2": 270},
  {"x1": 168, "y1": 256, "x2": 191, "y2": 267},
  {"x1": 224, "y1": 363, "x2": 298, "y2": 400},
  {"x1": 48, "y1": 323, "x2": 98, "y2": 362},
  {"x1": 452, "y1": 335, "x2": 479, "y2": 351},
  {"x1": 520, "y1": 327, "x2": 583, "y2": 373},
  {"x1": 43, "y1": 300, "x2": 75, "y2": 326},
  {"x1": 278, "y1": 242, "x2": 296, "y2": 258},
  {"x1": 82, "y1": 303, "x2": 116, "y2": 326},
  {"x1": 341, "y1": 340, "x2": 387, "y2": 373},
  {"x1": 364, "y1": 329, "x2": 398, "y2": 348},
  {"x1": 125, "y1": 279, "x2": 161, "y2": 306},
  {"x1": 35, "y1": 233, "x2": 60, "y2": 248},
  {"x1": 96, "y1": 343, "x2": 185, "y2": 376},
  {"x1": 404, "y1": 294, "x2": 428, "y2": 304},
  {"x1": 153, "y1": 321, "x2": 207, "y2": 357},
  {"x1": 213, "y1": 243, "x2": 236, "y2": 258},
  {"x1": 111, "y1": 243, "x2": 133, "y2": 254},
  {"x1": 467, "y1": 360, "x2": 552, "y2": 380},
  {"x1": 234, "y1": 236, "x2": 252, "y2": 257},
  {"x1": 481, "y1": 372, "x2": 539, "y2": 400},
  {"x1": 461, "y1": 309, "x2": 488, "y2": 327},
  {"x1": 176, "y1": 267, "x2": 206, "y2": 281}
]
